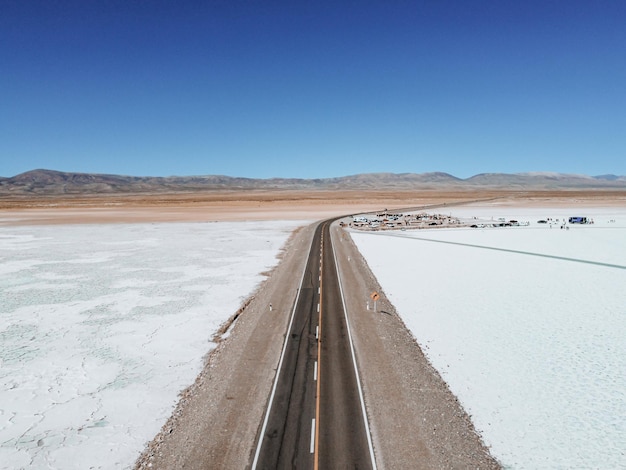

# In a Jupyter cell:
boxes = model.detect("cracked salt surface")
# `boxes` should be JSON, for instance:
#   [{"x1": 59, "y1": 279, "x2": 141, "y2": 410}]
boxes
[
  {"x1": 0, "y1": 221, "x2": 302, "y2": 469},
  {"x1": 353, "y1": 207, "x2": 626, "y2": 469}
]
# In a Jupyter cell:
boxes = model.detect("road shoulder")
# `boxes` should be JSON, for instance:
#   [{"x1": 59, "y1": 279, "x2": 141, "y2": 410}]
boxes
[
  {"x1": 331, "y1": 222, "x2": 501, "y2": 469},
  {"x1": 135, "y1": 222, "x2": 316, "y2": 470}
]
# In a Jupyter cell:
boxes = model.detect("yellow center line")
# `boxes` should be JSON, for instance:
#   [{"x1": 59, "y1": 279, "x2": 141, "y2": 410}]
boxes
[{"x1": 314, "y1": 225, "x2": 324, "y2": 470}]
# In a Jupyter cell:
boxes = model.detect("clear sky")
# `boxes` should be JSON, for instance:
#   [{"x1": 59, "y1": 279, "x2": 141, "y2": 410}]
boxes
[{"x1": 2, "y1": 1, "x2": 625, "y2": 179}]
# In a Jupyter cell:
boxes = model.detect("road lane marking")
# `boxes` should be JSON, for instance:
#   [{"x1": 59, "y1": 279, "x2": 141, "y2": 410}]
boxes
[
  {"x1": 314, "y1": 223, "x2": 326, "y2": 470},
  {"x1": 310, "y1": 418, "x2": 316, "y2": 453},
  {"x1": 317, "y1": 303, "x2": 320, "y2": 313},
  {"x1": 314, "y1": 361, "x2": 318, "y2": 381},
  {"x1": 316, "y1": 325, "x2": 318, "y2": 339},
  {"x1": 250, "y1": 238, "x2": 311, "y2": 470},
  {"x1": 331, "y1": 224, "x2": 378, "y2": 470}
]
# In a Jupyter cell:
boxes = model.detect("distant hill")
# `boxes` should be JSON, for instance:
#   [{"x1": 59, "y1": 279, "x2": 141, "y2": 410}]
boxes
[
  {"x1": 465, "y1": 172, "x2": 626, "y2": 189},
  {"x1": 1, "y1": 169, "x2": 625, "y2": 196}
]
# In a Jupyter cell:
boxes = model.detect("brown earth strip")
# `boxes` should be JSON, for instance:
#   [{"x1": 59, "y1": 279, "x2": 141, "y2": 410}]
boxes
[{"x1": 5, "y1": 189, "x2": 624, "y2": 226}]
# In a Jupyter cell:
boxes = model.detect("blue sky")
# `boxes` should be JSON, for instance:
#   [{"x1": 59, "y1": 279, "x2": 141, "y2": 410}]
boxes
[{"x1": 2, "y1": 1, "x2": 625, "y2": 179}]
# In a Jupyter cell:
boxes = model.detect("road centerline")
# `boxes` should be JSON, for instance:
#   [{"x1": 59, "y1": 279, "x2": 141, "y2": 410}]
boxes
[{"x1": 314, "y1": 223, "x2": 324, "y2": 470}]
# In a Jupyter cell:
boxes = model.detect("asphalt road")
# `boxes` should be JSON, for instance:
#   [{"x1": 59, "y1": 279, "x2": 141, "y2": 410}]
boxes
[{"x1": 252, "y1": 221, "x2": 374, "y2": 469}]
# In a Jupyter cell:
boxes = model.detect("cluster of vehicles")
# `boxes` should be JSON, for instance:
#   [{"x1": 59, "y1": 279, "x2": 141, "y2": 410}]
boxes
[
  {"x1": 348, "y1": 212, "x2": 592, "y2": 232},
  {"x1": 536, "y1": 216, "x2": 592, "y2": 225},
  {"x1": 469, "y1": 219, "x2": 529, "y2": 228},
  {"x1": 349, "y1": 212, "x2": 461, "y2": 230}
]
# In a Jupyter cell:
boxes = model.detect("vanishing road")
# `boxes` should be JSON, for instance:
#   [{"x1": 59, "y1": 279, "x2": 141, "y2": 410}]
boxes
[{"x1": 252, "y1": 220, "x2": 375, "y2": 469}]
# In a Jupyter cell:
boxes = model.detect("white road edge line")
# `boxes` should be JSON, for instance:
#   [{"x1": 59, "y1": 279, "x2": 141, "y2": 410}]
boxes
[
  {"x1": 330, "y1": 224, "x2": 378, "y2": 470},
  {"x1": 251, "y1": 242, "x2": 310, "y2": 470},
  {"x1": 310, "y1": 418, "x2": 316, "y2": 453},
  {"x1": 314, "y1": 361, "x2": 318, "y2": 381}
]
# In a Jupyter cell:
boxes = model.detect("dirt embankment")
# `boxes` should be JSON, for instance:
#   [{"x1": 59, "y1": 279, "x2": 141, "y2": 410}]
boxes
[
  {"x1": 331, "y1": 222, "x2": 500, "y2": 468},
  {"x1": 134, "y1": 223, "x2": 317, "y2": 469}
]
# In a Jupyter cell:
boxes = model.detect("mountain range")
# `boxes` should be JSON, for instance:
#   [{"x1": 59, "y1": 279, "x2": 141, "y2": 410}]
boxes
[{"x1": 1, "y1": 169, "x2": 625, "y2": 196}]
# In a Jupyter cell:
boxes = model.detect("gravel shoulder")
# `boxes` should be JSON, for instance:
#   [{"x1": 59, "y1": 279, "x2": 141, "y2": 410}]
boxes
[
  {"x1": 331, "y1": 222, "x2": 501, "y2": 469},
  {"x1": 134, "y1": 223, "x2": 316, "y2": 469}
]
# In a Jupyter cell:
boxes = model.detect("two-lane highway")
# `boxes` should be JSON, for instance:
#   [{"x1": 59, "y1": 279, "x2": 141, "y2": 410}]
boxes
[{"x1": 252, "y1": 221, "x2": 375, "y2": 469}]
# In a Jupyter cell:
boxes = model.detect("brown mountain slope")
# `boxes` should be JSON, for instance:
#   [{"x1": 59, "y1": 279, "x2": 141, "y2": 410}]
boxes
[{"x1": 1, "y1": 169, "x2": 625, "y2": 196}]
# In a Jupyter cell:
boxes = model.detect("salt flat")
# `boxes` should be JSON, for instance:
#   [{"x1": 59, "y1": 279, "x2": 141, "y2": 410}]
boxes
[
  {"x1": 0, "y1": 221, "x2": 302, "y2": 469},
  {"x1": 3, "y1": 196, "x2": 625, "y2": 469},
  {"x1": 352, "y1": 206, "x2": 626, "y2": 468}
]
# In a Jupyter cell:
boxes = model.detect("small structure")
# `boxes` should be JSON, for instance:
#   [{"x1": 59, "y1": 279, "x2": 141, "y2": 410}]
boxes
[{"x1": 568, "y1": 217, "x2": 588, "y2": 224}]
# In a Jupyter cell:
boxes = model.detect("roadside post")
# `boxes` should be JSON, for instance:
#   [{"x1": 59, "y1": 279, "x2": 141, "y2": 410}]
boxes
[{"x1": 370, "y1": 291, "x2": 380, "y2": 313}]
